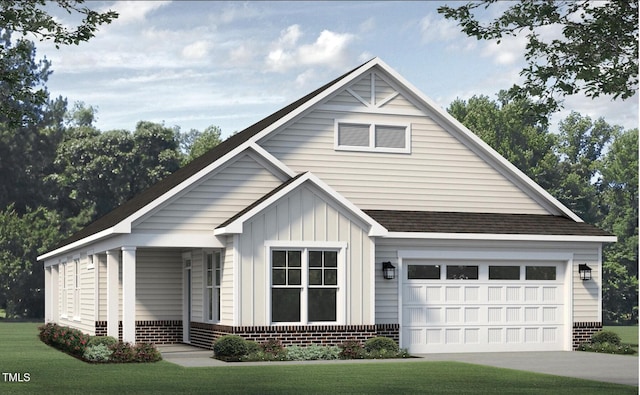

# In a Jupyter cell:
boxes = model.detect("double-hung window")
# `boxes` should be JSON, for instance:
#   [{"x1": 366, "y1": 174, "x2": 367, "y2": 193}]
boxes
[
  {"x1": 270, "y1": 247, "x2": 342, "y2": 324},
  {"x1": 205, "y1": 251, "x2": 222, "y2": 322}
]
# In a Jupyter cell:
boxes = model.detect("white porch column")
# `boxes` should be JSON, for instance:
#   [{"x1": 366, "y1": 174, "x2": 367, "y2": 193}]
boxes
[
  {"x1": 106, "y1": 250, "x2": 120, "y2": 339},
  {"x1": 51, "y1": 265, "x2": 59, "y2": 322},
  {"x1": 44, "y1": 266, "x2": 52, "y2": 323},
  {"x1": 121, "y1": 246, "x2": 137, "y2": 343}
]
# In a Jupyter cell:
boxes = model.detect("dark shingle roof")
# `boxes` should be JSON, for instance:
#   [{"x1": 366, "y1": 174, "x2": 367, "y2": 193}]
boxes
[
  {"x1": 53, "y1": 61, "x2": 373, "y2": 250},
  {"x1": 364, "y1": 210, "x2": 612, "y2": 237}
]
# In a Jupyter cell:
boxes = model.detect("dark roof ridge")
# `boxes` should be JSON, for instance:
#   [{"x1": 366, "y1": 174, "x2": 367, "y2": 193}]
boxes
[{"x1": 53, "y1": 59, "x2": 376, "y2": 250}]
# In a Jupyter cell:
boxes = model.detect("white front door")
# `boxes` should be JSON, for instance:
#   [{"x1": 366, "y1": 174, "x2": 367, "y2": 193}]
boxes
[{"x1": 401, "y1": 259, "x2": 567, "y2": 353}]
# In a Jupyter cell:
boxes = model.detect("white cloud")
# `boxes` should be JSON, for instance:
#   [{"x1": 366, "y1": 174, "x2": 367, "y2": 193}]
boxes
[
  {"x1": 481, "y1": 35, "x2": 527, "y2": 66},
  {"x1": 266, "y1": 26, "x2": 354, "y2": 72},
  {"x1": 182, "y1": 40, "x2": 209, "y2": 60},
  {"x1": 105, "y1": 1, "x2": 171, "y2": 25},
  {"x1": 419, "y1": 13, "x2": 460, "y2": 44}
]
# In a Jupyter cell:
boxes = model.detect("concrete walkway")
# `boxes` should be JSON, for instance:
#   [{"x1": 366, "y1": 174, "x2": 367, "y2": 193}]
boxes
[{"x1": 159, "y1": 345, "x2": 638, "y2": 387}]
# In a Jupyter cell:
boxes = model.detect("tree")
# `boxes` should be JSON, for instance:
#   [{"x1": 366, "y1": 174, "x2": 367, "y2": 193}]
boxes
[
  {"x1": 182, "y1": 125, "x2": 223, "y2": 164},
  {"x1": 49, "y1": 119, "x2": 182, "y2": 221},
  {"x1": 447, "y1": 94, "x2": 560, "y2": 190},
  {"x1": 0, "y1": 0, "x2": 117, "y2": 125},
  {"x1": 0, "y1": 205, "x2": 64, "y2": 318},
  {"x1": 438, "y1": 1, "x2": 639, "y2": 114},
  {"x1": 600, "y1": 129, "x2": 638, "y2": 323},
  {"x1": 554, "y1": 112, "x2": 617, "y2": 224}
]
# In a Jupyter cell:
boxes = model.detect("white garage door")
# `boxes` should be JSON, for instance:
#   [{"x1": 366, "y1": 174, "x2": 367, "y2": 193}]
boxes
[{"x1": 401, "y1": 260, "x2": 566, "y2": 353}]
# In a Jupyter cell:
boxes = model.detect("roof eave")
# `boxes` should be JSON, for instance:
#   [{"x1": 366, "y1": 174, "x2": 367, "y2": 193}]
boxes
[{"x1": 384, "y1": 232, "x2": 617, "y2": 243}]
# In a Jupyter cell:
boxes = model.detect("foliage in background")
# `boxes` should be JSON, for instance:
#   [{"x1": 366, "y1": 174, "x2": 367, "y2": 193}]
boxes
[
  {"x1": 439, "y1": 1, "x2": 638, "y2": 116},
  {"x1": 0, "y1": 0, "x2": 117, "y2": 126}
]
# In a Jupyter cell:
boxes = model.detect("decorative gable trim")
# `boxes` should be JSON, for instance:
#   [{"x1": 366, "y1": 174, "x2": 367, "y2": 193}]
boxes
[{"x1": 214, "y1": 172, "x2": 387, "y2": 237}]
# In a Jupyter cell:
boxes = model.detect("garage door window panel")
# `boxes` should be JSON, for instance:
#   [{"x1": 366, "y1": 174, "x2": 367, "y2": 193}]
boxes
[
  {"x1": 408, "y1": 264, "x2": 441, "y2": 280},
  {"x1": 489, "y1": 266, "x2": 520, "y2": 280},
  {"x1": 526, "y1": 266, "x2": 556, "y2": 280},
  {"x1": 446, "y1": 265, "x2": 478, "y2": 280}
]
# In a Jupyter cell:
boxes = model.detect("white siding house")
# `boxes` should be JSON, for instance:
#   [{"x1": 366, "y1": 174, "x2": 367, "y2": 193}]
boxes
[{"x1": 39, "y1": 58, "x2": 614, "y2": 352}]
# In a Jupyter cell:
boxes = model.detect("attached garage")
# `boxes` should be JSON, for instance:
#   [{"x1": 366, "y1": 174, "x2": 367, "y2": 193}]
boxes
[{"x1": 398, "y1": 254, "x2": 571, "y2": 354}]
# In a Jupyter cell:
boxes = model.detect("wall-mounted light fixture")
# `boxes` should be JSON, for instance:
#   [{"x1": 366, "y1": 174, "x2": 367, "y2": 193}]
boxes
[
  {"x1": 578, "y1": 264, "x2": 592, "y2": 281},
  {"x1": 382, "y1": 261, "x2": 396, "y2": 280}
]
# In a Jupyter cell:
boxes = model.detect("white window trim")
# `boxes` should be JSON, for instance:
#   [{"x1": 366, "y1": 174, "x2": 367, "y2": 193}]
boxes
[
  {"x1": 203, "y1": 250, "x2": 222, "y2": 323},
  {"x1": 334, "y1": 119, "x2": 411, "y2": 154},
  {"x1": 265, "y1": 241, "x2": 347, "y2": 325}
]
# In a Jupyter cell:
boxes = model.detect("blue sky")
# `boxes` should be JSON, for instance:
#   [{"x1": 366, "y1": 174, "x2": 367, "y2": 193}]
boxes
[{"x1": 36, "y1": 1, "x2": 638, "y2": 139}]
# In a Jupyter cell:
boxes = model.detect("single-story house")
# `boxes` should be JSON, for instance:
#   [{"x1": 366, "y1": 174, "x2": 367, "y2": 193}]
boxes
[{"x1": 39, "y1": 58, "x2": 615, "y2": 353}]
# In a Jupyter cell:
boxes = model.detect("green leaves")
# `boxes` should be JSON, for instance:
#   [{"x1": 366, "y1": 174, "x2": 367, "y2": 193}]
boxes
[{"x1": 438, "y1": 1, "x2": 639, "y2": 113}]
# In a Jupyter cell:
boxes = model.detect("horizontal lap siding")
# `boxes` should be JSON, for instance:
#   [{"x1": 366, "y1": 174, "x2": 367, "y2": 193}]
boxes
[
  {"x1": 133, "y1": 153, "x2": 284, "y2": 232},
  {"x1": 374, "y1": 239, "x2": 602, "y2": 324},
  {"x1": 260, "y1": 110, "x2": 548, "y2": 214},
  {"x1": 136, "y1": 249, "x2": 182, "y2": 320}
]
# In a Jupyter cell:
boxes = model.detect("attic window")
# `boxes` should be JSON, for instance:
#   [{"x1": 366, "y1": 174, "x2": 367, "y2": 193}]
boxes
[{"x1": 335, "y1": 120, "x2": 410, "y2": 153}]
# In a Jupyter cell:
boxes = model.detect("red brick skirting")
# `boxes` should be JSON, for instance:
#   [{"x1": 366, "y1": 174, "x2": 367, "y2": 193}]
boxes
[
  {"x1": 189, "y1": 322, "x2": 400, "y2": 350},
  {"x1": 95, "y1": 320, "x2": 182, "y2": 344},
  {"x1": 573, "y1": 321, "x2": 602, "y2": 350}
]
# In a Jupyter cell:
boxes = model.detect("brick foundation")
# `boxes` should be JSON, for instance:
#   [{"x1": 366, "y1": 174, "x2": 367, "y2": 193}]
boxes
[
  {"x1": 573, "y1": 321, "x2": 602, "y2": 350},
  {"x1": 189, "y1": 322, "x2": 400, "y2": 350},
  {"x1": 95, "y1": 320, "x2": 182, "y2": 344}
]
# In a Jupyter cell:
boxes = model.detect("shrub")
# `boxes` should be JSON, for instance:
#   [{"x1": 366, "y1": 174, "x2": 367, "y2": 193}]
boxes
[
  {"x1": 87, "y1": 336, "x2": 118, "y2": 348},
  {"x1": 245, "y1": 340, "x2": 260, "y2": 354},
  {"x1": 213, "y1": 335, "x2": 248, "y2": 359},
  {"x1": 591, "y1": 330, "x2": 621, "y2": 345},
  {"x1": 133, "y1": 343, "x2": 162, "y2": 362},
  {"x1": 260, "y1": 338, "x2": 285, "y2": 356},
  {"x1": 285, "y1": 345, "x2": 341, "y2": 361},
  {"x1": 364, "y1": 337, "x2": 399, "y2": 353},
  {"x1": 109, "y1": 342, "x2": 136, "y2": 363},
  {"x1": 339, "y1": 340, "x2": 365, "y2": 359},
  {"x1": 83, "y1": 344, "x2": 113, "y2": 363},
  {"x1": 38, "y1": 323, "x2": 89, "y2": 357},
  {"x1": 578, "y1": 342, "x2": 635, "y2": 355}
]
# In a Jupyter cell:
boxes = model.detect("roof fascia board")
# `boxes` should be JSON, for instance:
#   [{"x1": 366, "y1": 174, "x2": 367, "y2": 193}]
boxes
[
  {"x1": 373, "y1": 58, "x2": 583, "y2": 223},
  {"x1": 385, "y1": 231, "x2": 617, "y2": 243},
  {"x1": 248, "y1": 143, "x2": 297, "y2": 178},
  {"x1": 38, "y1": 227, "x2": 122, "y2": 261},
  {"x1": 249, "y1": 59, "x2": 381, "y2": 145},
  {"x1": 215, "y1": 172, "x2": 387, "y2": 237}
]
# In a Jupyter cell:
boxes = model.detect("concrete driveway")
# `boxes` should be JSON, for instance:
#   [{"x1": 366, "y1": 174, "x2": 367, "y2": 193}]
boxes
[
  {"x1": 160, "y1": 345, "x2": 638, "y2": 387},
  {"x1": 418, "y1": 351, "x2": 638, "y2": 387}
]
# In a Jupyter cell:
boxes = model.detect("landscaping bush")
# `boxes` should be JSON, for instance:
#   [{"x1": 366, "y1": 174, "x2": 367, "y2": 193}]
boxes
[
  {"x1": 339, "y1": 340, "x2": 365, "y2": 359},
  {"x1": 213, "y1": 335, "x2": 248, "y2": 360},
  {"x1": 109, "y1": 342, "x2": 136, "y2": 363},
  {"x1": 591, "y1": 330, "x2": 621, "y2": 345},
  {"x1": 133, "y1": 343, "x2": 162, "y2": 362},
  {"x1": 83, "y1": 344, "x2": 113, "y2": 363},
  {"x1": 38, "y1": 323, "x2": 89, "y2": 357},
  {"x1": 260, "y1": 338, "x2": 285, "y2": 356},
  {"x1": 364, "y1": 337, "x2": 399, "y2": 353},
  {"x1": 578, "y1": 329, "x2": 635, "y2": 355},
  {"x1": 245, "y1": 340, "x2": 260, "y2": 354},
  {"x1": 87, "y1": 336, "x2": 118, "y2": 348},
  {"x1": 285, "y1": 345, "x2": 341, "y2": 361}
]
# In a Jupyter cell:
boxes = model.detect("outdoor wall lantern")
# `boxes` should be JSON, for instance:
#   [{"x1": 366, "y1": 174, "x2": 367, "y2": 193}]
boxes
[
  {"x1": 382, "y1": 261, "x2": 396, "y2": 280},
  {"x1": 578, "y1": 264, "x2": 592, "y2": 281}
]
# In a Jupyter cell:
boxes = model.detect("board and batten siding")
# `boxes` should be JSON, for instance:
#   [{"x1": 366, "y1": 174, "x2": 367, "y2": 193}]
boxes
[
  {"x1": 373, "y1": 239, "x2": 602, "y2": 324},
  {"x1": 220, "y1": 237, "x2": 235, "y2": 325},
  {"x1": 133, "y1": 151, "x2": 285, "y2": 233},
  {"x1": 236, "y1": 183, "x2": 375, "y2": 326}
]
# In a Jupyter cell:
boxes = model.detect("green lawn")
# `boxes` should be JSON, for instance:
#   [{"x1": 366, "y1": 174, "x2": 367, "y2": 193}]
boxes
[{"x1": 0, "y1": 323, "x2": 636, "y2": 395}]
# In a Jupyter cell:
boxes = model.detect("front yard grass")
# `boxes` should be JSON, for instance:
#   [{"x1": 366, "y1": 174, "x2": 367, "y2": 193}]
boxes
[{"x1": 0, "y1": 323, "x2": 636, "y2": 394}]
